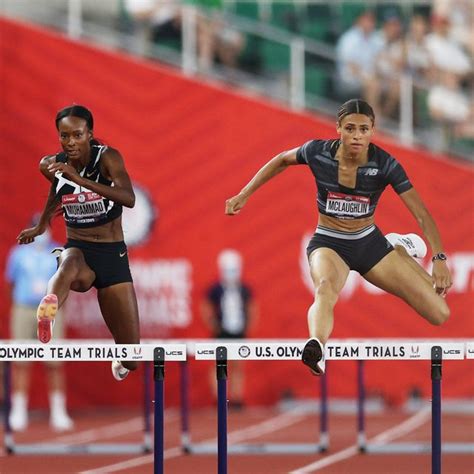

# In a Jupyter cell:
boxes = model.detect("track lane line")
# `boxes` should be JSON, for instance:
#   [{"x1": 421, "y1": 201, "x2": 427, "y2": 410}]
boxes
[
  {"x1": 79, "y1": 408, "x2": 308, "y2": 473},
  {"x1": 52, "y1": 411, "x2": 178, "y2": 445},
  {"x1": 0, "y1": 410, "x2": 178, "y2": 457},
  {"x1": 289, "y1": 406, "x2": 431, "y2": 473}
]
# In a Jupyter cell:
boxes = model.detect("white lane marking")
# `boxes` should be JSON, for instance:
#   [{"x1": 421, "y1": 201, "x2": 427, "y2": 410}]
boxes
[
  {"x1": 78, "y1": 448, "x2": 180, "y2": 474},
  {"x1": 289, "y1": 407, "x2": 431, "y2": 473},
  {"x1": 51, "y1": 417, "x2": 145, "y2": 445},
  {"x1": 291, "y1": 445, "x2": 359, "y2": 473},
  {"x1": 79, "y1": 408, "x2": 308, "y2": 473},
  {"x1": 369, "y1": 407, "x2": 430, "y2": 445},
  {"x1": 49, "y1": 411, "x2": 178, "y2": 445}
]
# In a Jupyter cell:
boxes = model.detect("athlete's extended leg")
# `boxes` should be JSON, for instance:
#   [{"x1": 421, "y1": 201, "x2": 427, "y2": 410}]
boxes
[
  {"x1": 363, "y1": 251, "x2": 450, "y2": 325},
  {"x1": 302, "y1": 248, "x2": 350, "y2": 375},
  {"x1": 37, "y1": 248, "x2": 95, "y2": 343},
  {"x1": 307, "y1": 248, "x2": 350, "y2": 343},
  {"x1": 98, "y1": 282, "x2": 140, "y2": 375}
]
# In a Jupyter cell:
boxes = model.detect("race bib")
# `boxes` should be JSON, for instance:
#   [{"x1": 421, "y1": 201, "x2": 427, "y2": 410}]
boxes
[
  {"x1": 326, "y1": 192, "x2": 370, "y2": 218},
  {"x1": 62, "y1": 192, "x2": 107, "y2": 224}
]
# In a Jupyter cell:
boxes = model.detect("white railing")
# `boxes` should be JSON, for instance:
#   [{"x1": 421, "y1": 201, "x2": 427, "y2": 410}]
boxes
[
  {"x1": 399, "y1": 74, "x2": 415, "y2": 145},
  {"x1": 181, "y1": 5, "x2": 198, "y2": 76},
  {"x1": 289, "y1": 37, "x2": 305, "y2": 110},
  {"x1": 0, "y1": 0, "x2": 444, "y2": 152},
  {"x1": 67, "y1": 0, "x2": 82, "y2": 40}
]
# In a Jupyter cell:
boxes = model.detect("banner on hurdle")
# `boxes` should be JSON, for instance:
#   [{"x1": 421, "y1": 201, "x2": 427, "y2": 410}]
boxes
[
  {"x1": 194, "y1": 341, "x2": 466, "y2": 361},
  {"x1": 0, "y1": 343, "x2": 187, "y2": 361},
  {"x1": 466, "y1": 342, "x2": 474, "y2": 359},
  {"x1": 2, "y1": 343, "x2": 185, "y2": 465}
]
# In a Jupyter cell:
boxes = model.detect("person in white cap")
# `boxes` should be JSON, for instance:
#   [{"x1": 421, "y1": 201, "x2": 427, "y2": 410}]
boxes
[{"x1": 202, "y1": 249, "x2": 257, "y2": 408}]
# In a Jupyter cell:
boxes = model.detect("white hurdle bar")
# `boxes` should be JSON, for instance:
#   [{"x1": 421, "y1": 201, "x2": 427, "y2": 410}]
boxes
[
  {"x1": 194, "y1": 340, "x2": 472, "y2": 474},
  {"x1": 182, "y1": 340, "x2": 328, "y2": 455},
  {"x1": 0, "y1": 342, "x2": 186, "y2": 474}
]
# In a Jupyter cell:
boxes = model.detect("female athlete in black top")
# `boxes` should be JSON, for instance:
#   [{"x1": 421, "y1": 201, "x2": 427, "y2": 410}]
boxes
[
  {"x1": 225, "y1": 99, "x2": 452, "y2": 375},
  {"x1": 17, "y1": 105, "x2": 139, "y2": 380}
]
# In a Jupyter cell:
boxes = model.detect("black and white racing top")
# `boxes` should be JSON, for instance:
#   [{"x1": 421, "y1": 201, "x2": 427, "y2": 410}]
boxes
[
  {"x1": 296, "y1": 139, "x2": 413, "y2": 220},
  {"x1": 52, "y1": 145, "x2": 122, "y2": 228}
]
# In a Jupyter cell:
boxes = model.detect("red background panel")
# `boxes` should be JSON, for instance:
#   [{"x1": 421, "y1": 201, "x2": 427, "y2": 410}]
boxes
[{"x1": 1, "y1": 18, "x2": 473, "y2": 408}]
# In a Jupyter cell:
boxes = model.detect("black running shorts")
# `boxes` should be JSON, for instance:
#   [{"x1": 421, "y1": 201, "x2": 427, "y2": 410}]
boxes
[
  {"x1": 65, "y1": 239, "x2": 133, "y2": 289},
  {"x1": 306, "y1": 225, "x2": 394, "y2": 275}
]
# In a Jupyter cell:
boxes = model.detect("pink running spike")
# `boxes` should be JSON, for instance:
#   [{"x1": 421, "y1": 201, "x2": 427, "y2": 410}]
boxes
[{"x1": 36, "y1": 294, "x2": 58, "y2": 343}]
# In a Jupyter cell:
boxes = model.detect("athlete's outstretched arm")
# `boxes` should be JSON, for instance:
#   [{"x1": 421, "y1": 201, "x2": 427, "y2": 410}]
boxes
[
  {"x1": 46, "y1": 148, "x2": 136, "y2": 208},
  {"x1": 398, "y1": 187, "x2": 452, "y2": 294},
  {"x1": 17, "y1": 157, "x2": 61, "y2": 244},
  {"x1": 225, "y1": 148, "x2": 299, "y2": 215}
]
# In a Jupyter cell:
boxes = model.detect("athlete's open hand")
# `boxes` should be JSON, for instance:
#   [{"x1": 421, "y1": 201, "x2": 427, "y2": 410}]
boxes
[
  {"x1": 225, "y1": 193, "x2": 248, "y2": 215},
  {"x1": 48, "y1": 162, "x2": 81, "y2": 183},
  {"x1": 432, "y1": 260, "x2": 452, "y2": 297},
  {"x1": 17, "y1": 225, "x2": 45, "y2": 245}
]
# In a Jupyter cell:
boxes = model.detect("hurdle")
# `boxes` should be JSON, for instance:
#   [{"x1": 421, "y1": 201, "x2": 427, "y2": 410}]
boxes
[
  {"x1": 194, "y1": 339, "x2": 471, "y2": 474},
  {"x1": 356, "y1": 342, "x2": 474, "y2": 458},
  {"x1": 0, "y1": 341, "x2": 186, "y2": 474},
  {"x1": 180, "y1": 340, "x2": 329, "y2": 455}
]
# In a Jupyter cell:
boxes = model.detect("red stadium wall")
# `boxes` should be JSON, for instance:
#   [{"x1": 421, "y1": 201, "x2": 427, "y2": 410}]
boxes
[{"x1": 1, "y1": 18, "x2": 473, "y2": 409}]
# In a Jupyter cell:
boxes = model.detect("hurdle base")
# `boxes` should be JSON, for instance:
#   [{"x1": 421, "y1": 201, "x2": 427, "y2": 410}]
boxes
[
  {"x1": 362, "y1": 442, "x2": 474, "y2": 454},
  {"x1": 6, "y1": 442, "x2": 151, "y2": 455},
  {"x1": 188, "y1": 442, "x2": 326, "y2": 455}
]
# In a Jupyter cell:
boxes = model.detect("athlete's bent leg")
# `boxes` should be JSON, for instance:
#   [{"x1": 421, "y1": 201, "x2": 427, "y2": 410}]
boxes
[
  {"x1": 47, "y1": 248, "x2": 96, "y2": 306},
  {"x1": 98, "y1": 282, "x2": 140, "y2": 374},
  {"x1": 363, "y1": 251, "x2": 450, "y2": 326},
  {"x1": 391, "y1": 244, "x2": 433, "y2": 287},
  {"x1": 37, "y1": 248, "x2": 95, "y2": 343}
]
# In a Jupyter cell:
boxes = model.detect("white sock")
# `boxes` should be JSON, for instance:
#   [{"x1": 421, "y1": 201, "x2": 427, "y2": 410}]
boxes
[
  {"x1": 10, "y1": 392, "x2": 28, "y2": 430},
  {"x1": 11, "y1": 392, "x2": 27, "y2": 412},
  {"x1": 49, "y1": 390, "x2": 67, "y2": 416}
]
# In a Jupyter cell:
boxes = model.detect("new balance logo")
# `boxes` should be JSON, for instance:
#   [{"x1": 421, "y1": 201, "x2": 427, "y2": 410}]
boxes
[{"x1": 365, "y1": 169, "x2": 378, "y2": 176}]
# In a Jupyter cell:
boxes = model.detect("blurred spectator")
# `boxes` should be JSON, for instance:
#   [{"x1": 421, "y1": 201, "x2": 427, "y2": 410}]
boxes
[
  {"x1": 201, "y1": 249, "x2": 257, "y2": 408},
  {"x1": 428, "y1": 71, "x2": 470, "y2": 123},
  {"x1": 404, "y1": 15, "x2": 431, "y2": 81},
  {"x1": 214, "y1": 19, "x2": 245, "y2": 70},
  {"x1": 371, "y1": 12, "x2": 405, "y2": 119},
  {"x1": 425, "y1": 14, "x2": 471, "y2": 79},
  {"x1": 433, "y1": 0, "x2": 474, "y2": 55},
  {"x1": 427, "y1": 70, "x2": 470, "y2": 150},
  {"x1": 192, "y1": 0, "x2": 245, "y2": 72},
  {"x1": 124, "y1": 0, "x2": 244, "y2": 72},
  {"x1": 123, "y1": 0, "x2": 182, "y2": 56},
  {"x1": 335, "y1": 11, "x2": 382, "y2": 102},
  {"x1": 402, "y1": 15, "x2": 432, "y2": 128},
  {"x1": 150, "y1": 0, "x2": 182, "y2": 45},
  {"x1": 453, "y1": 100, "x2": 474, "y2": 140},
  {"x1": 5, "y1": 216, "x2": 73, "y2": 432}
]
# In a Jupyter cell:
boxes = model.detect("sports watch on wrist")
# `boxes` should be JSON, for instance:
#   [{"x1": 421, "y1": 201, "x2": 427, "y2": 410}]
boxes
[{"x1": 432, "y1": 253, "x2": 447, "y2": 262}]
